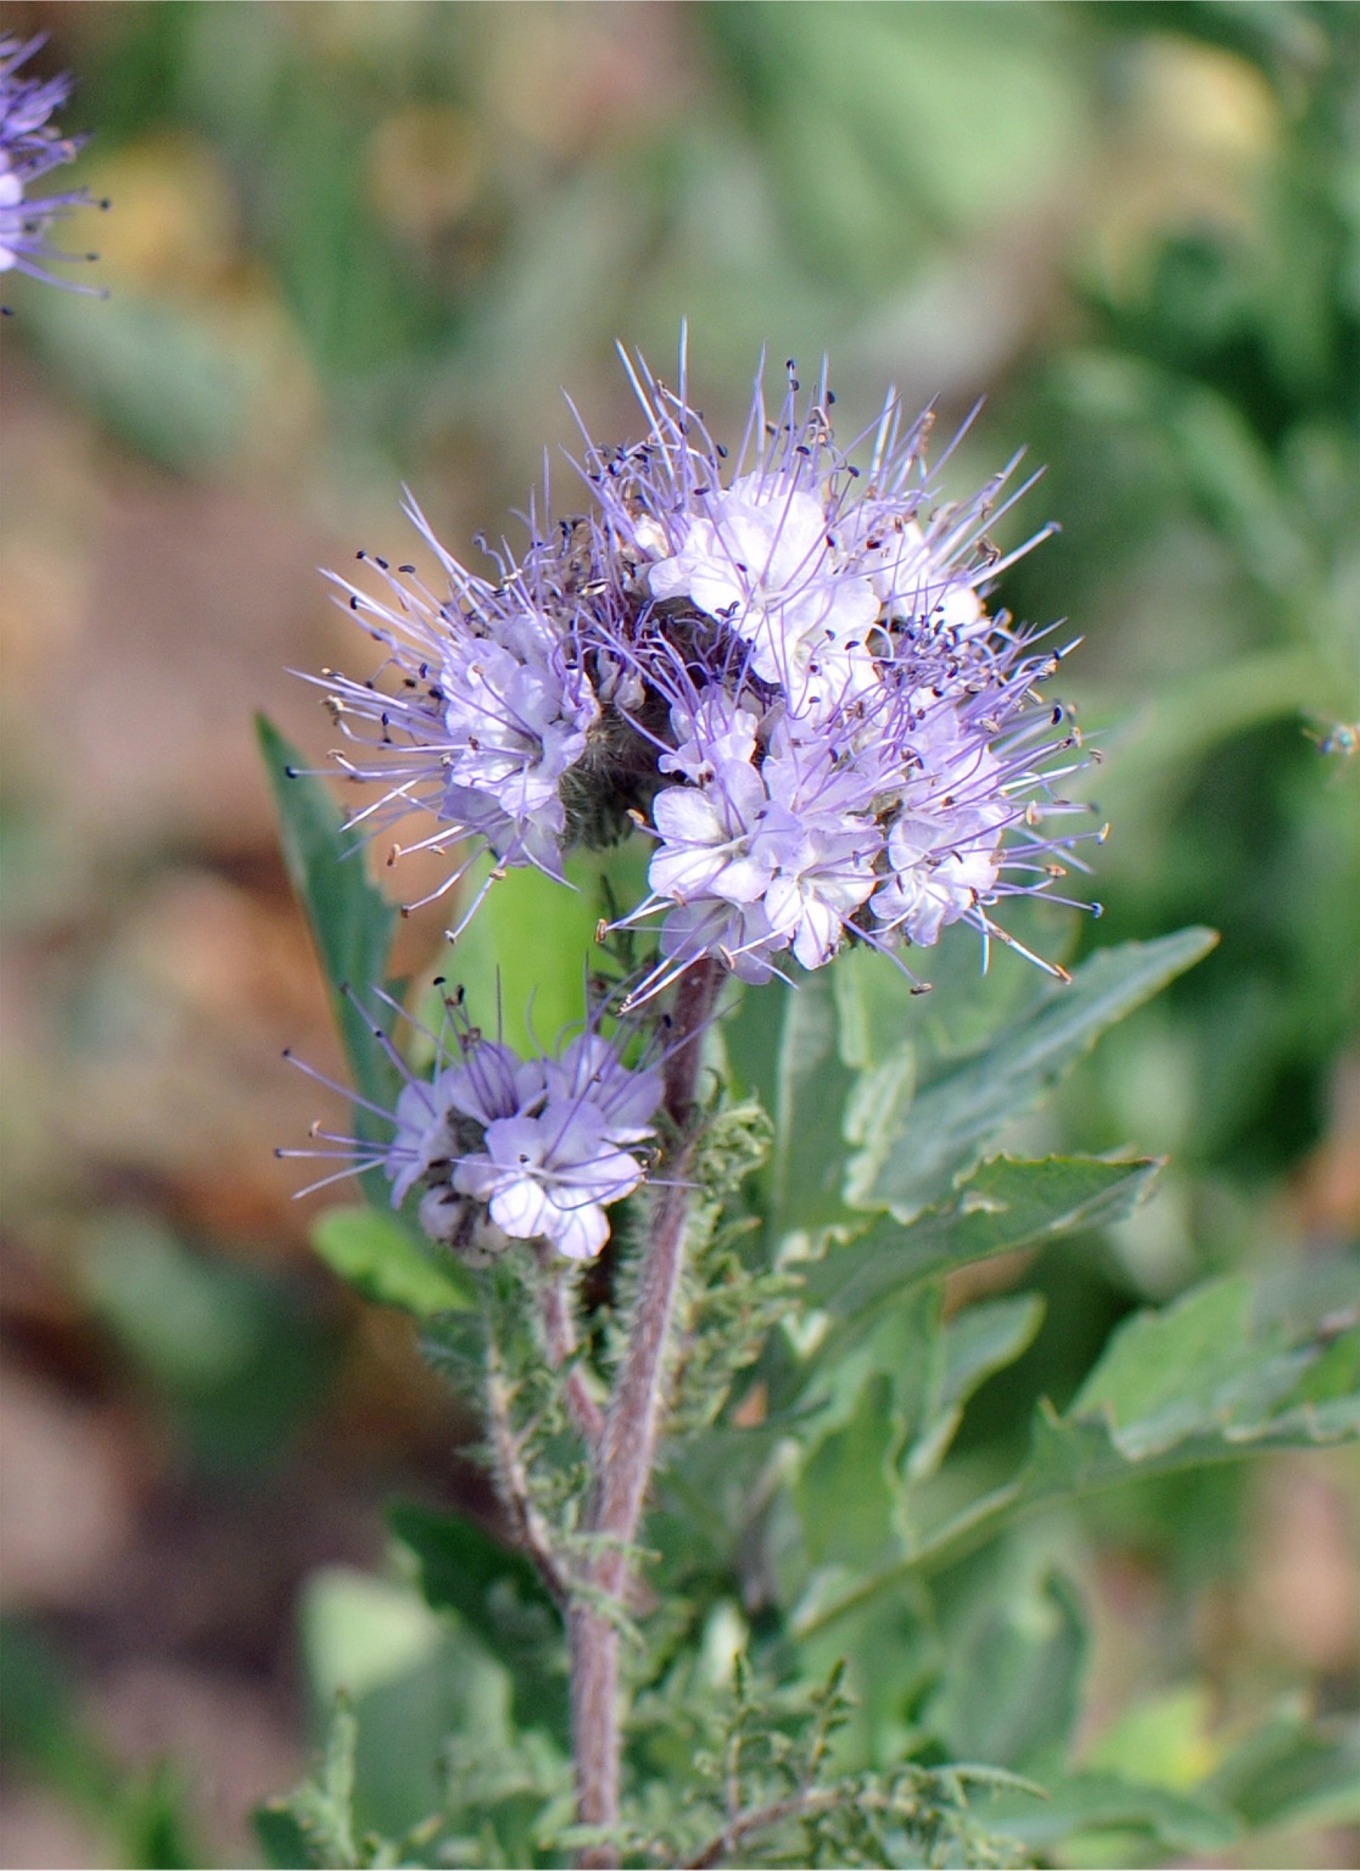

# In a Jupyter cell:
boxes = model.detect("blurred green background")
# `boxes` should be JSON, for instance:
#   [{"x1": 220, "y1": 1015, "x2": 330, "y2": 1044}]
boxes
[{"x1": 0, "y1": 3, "x2": 1355, "y2": 1865}]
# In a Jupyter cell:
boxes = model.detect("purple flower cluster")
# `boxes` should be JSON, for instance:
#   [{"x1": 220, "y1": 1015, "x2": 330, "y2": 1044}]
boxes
[
  {"x1": 285, "y1": 1005, "x2": 663, "y2": 1264},
  {"x1": 315, "y1": 344, "x2": 1099, "y2": 996},
  {"x1": 0, "y1": 35, "x2": 104, "y2": 298}
]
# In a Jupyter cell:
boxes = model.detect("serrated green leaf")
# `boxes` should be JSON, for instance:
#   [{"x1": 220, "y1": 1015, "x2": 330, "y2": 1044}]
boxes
[
  {"x1": 310, "y1": 1207, "x2": 474, "y2": 1317},
  {"x1": 1070, "y1": 1276, "x2": 1309, "y2": 1459},
  {"x1": 848, "y1": 929, "x2": 1218, "y2": 1218},
  {"x1": 799, "y1": 1273, "x2": 1360, "y2": 1637},
  {"x1": 802, "y1": 1155, "x2": 1160, "y2": 1343},
  {"x1": 257, "y1": 715, "x2": 399, "y2": 1133},
  {"x1": 274, "y1": 1693, "x2": 361, "y2": 1870},
  {"x1": 389, "y1": 1504, "x2": 568, "y2": 1747}
]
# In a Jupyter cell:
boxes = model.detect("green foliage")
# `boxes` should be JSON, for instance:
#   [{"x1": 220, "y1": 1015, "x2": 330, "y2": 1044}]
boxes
[
  {"x1": 390, "y1": 1505, "x2": 569, "y2": 1746},
  {"x1": 311, "y1": 1206, "x2": 475, "y2": 1318},
  {"x1": 264, "y1": 631, "x2": 1357, "y2": 1864},
  {"x1": 667, "y1": 1098, "x2": 796, "y2": 1439},
  {"x1": 1, "y1": 1619, "x2": 204, "y2": 1868},
  {"x1": 622, "y1": 1658, "x2": 1042, "y2": 1868},
  {"x1": 800, "y1": 1155, "x2": 1161, "y2": 1348},
  {"x1": 258, "y1": 715, "x2": 401, "y2": 1141},
  {"x1": 845, "y1": 930, "x2": 1218, "y2": 1220}
]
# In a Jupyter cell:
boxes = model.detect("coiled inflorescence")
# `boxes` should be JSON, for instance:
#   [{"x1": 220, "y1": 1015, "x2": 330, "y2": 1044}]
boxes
[
  {"x1": 0, "y1": 34, "x2": 105, "y2": 299},
  {"x1": 310, "y1": 344, "x2": 1102, "y2": 1003}
]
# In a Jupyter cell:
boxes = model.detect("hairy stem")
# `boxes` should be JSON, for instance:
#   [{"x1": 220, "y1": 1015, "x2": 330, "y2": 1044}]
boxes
[{"x1": 570, "y1": 958, "x2": 722, "y2": 1867}]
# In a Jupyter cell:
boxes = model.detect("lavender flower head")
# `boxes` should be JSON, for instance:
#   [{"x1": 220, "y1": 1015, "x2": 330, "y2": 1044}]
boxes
[
  {"x1": 311, "y1": 341, "x2": 1102, "y2": 1001},
  {"x1": 283, "y1": 995, "x2": 664, "y2": 1264},
  {"x1": 0, "y1": 35, "x2": 106, "y2": 299}
]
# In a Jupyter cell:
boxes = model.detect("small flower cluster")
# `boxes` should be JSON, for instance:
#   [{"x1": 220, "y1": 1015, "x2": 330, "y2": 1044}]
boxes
[
  {"x1": 312, "y1": 345, "x2": 1099, "y2": 998},
  {"x1": 0, "y1": 34, "x2": 105, "y2": 298},
  {"x1": 284, "y1": 996, "x2": 664, "y2": 1263}
]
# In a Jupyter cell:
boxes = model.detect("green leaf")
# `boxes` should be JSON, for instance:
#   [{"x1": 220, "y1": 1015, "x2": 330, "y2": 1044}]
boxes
[
  {"x1": 793, "y1": 1373, "x2": 899, "y2": 1569},
  {"x1": 1070, "y1": 1275, "x2": 1310, "y2": 1459},
  {"x1": 389, "y1": 1504, "x2": 569, "y2": 1746},
  {"x1": 982, "y1": 1769, "x2": 1237, "y2": 1855},
  {"x1": 311, "y1": 1207, "x2": 474, "y2": 1317},
  {"x1": 802, "y1": 1155, "x2": 1160, "y2": 1342},
  {"x1": 1206, "y1": 1706, "x2": 1360, "y2": 1830},
  {"x1": 799, "y1": 1273, "x2": 1360, "y2": 1637},
  {"x1": 257, "y1": 715, "x2": 399, "y2": 1131},
  {"x1": 928, "y1": 1571, "x2": 1087, "y2": 1774},
  {"x1": 253, "y1": 1802, "x2": 312, "y2": 1871},
  {"x1": 273, "y1": 1693, "x2": 362, "y2": 1870},
  {"x1": 766, "y1": 970, "x2": 861, "y2": 1247},
  {"x1": 906, "y1": 1292, "x2": 1047, "y2": 1483},
  {"x1": 1083, "y1": 1684, "x2": 1218, "y2": 1792},
  {"x1": 439, "y1": 851, "x2": 617, "y2": 1058},
  {"x1": 848, "y1": 929, "x2": 1218, "y2": 1219}
]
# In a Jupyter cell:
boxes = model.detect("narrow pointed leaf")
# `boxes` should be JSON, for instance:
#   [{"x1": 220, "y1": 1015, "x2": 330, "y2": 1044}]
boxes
[
  {"x1": 848, "y1": 928, "x2": 1218, "y2": 1218},
  {"x1": 257, "y1": 715, "x2": 400, "y2": 1126}
]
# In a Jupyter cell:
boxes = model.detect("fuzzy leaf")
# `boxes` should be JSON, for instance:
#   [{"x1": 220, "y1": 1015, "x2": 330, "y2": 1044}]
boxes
[
  {"x1": 267, "y1": 1694, "x2": 362, "y2": 1870},
  {"x1": 389, "y1": 1504, "x2": 569, "y2": 1747},
  {"x1": 847, "y1": 928, "x2": 1218, "y2": 1218},
  {"x1": 310, "y1": 1207, "x2": 474, "y2": 1317},
  {"x1": 257, "y1": 715, "x2": 399, "y2": 1131}
]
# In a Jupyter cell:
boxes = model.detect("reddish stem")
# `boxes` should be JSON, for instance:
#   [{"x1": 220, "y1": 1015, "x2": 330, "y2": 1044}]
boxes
[{"x1": 570, "y1": 958, "x2": 722, "y2": 1867}]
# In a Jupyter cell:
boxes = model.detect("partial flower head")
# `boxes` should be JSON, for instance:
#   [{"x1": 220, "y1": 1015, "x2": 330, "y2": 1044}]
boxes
[
  {"x1": 282, "y1": 993, "x2": 664, "y2": 1264},
  {"x1": 0, "y1": 34, "x2": 105, "y2": 297},
  {"x1": 309, "y1": 341, "x2": 1101, "y2": 997}
]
